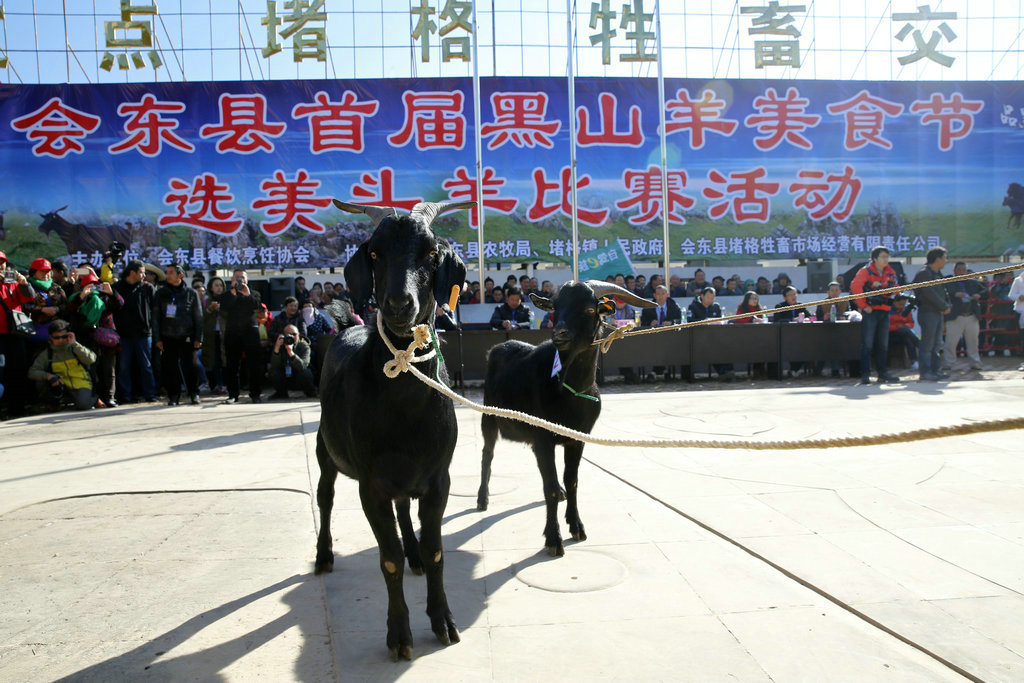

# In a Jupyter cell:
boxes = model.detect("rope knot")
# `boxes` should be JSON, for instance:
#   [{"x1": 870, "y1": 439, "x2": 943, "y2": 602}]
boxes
[
  {"x1": 378, "y1": 316, "x2": 437, "y2": 379},
  {"x1": 599, "y1": 320, "x2": 635, "y2": 353}
]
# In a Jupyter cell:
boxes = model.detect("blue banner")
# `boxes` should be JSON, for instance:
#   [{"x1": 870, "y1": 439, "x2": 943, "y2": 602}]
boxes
[{"x1": 0, "y1": 77, "x2": 1019, "y2": 269}]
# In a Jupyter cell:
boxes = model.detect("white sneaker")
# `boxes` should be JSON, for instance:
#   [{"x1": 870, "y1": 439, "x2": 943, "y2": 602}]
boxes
[
  {"x1": 911, "y1": 361, "x2": 919, "y2": 370},
  {"x1": 988, "y1": 350, "x2": 996, "y2": 357},
  {"x1": 1005, "y1": 350, "x2": 1012, "y2": 357}
]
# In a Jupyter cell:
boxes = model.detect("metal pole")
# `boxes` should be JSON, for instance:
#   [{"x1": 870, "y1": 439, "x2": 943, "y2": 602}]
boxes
[
  {"x1": 566, "y1": 0, "x2": 579, "y2": 281},
  {"x1": 472, "y1": 0, "x2": 486, "y2": 286},
  {"x1": 655, "y1": 0, "x2": 670, "y2": 288}
]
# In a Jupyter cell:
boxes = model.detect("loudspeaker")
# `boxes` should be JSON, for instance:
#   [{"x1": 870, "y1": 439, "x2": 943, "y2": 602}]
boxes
[{"x1": 806, "y1": 260, "x2": 834, "y2": 293}]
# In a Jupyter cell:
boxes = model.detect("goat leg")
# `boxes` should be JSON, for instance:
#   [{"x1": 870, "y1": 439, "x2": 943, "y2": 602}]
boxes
[
  {"x1": 360, "y1": 482, "x2": 413, "y2": 661},
  {"x1": 418, "y1": 473, "x2": 460, "y2": 647},
  {"x1": 563, "y1": 441, "x2": 587, "y2": 542},
  {"x1": 314, "y1": 432, "x2": 338, "y2": 574},
  {"x1": 533, "y1": 442, "x2": 565, "y2": 557},
  {"x1": 395, "y1": 498, "x2": 423, "y2": 576},
  {"x1": 477, "y1": 415, "x2": 498, "y2": 511}
]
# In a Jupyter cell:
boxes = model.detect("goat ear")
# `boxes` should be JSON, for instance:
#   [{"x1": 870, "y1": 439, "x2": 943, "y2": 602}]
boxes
[
  {"x1": 597, "y1": 297, "x2": 615, "y2": 316},
  {"x1": 529, "y1": 292, "x2": 555, "y2": 312},
  {"x1": 433, "y1": 239, "x2": 466, "y2": 313},
  {"x1": 343, "y1": 242, "x2": 374, "y2": 310}
]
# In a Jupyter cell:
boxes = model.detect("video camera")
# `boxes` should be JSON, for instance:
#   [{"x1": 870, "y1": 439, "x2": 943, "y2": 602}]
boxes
[{"x1": 104, "y1": 241, "x2": 127, "y2": 263}]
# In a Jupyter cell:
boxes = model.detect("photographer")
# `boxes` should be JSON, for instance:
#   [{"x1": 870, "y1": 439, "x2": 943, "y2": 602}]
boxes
[
  {"x1": 219, "y1": 268, "x2": 263, "y2": 404},
  {"x1": 153, "y1": 264, "x2": 203, "y2": 406},
  {"x1": 100, "y1": 241, "x2": 126, "y2": 285},
  {"x1": 28, "y1": 320, "x2": 96, "y2": 411},
  {"x1": 888, "y1": 294, "x2": 919, "y2": 369},
  {"x1": 268, "y1": 324, "x2": 316, "y2": 400}
]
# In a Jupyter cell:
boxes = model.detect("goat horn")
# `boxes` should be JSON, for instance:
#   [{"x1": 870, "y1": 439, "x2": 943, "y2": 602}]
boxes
[
  {"x1": 410, "y1": 201, "x2": 476, "y2": 227},
  {"x1": 582, "y1": 280, "x2": 658, "y2": 308},
  {"x1": 333, "y1": 200, "x2": 398, "y2": 228}
]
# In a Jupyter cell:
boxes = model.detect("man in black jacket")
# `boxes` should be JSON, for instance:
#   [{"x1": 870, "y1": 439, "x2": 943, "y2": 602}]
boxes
[
  {"x1": 220, "y1": 268, "x2": 263, "y2": 403},
  {"x1": 153, "y1": 264, "x2": 204, "y2": 406},
  {"x1": 912, "y1": 247, "x2": 952, "y2": 382},
  {"x1": 943, "y1": 261, "x2": 986, "y2": 372},
  {"x1": 113, "y1": 259, "x2": 157, "y2": 403},
  {"x1": 489, "y1": 285, "x2": 533, "y2": 329}
]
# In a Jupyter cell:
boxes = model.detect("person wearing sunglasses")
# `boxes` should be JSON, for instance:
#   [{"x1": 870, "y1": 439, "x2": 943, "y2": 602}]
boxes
[{"x1": 27, "y1": 319, "x2": 97, "y2": 411}]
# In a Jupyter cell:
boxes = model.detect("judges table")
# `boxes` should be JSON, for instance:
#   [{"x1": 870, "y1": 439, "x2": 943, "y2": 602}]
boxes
[{"x1": 447, "y1": 321, "x2": 861, "y2": 386}]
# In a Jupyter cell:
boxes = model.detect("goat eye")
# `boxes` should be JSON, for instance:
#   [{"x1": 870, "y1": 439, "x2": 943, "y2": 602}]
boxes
[
  {"x1": 370, "y1": 251, "x2": 377, "y2": 260},
  {"x1": 430, "y1": 250, "x2": 438, "y2": 259},
  {"x1": 586, "y1": 307, "x2": 596, "y2": 315}
]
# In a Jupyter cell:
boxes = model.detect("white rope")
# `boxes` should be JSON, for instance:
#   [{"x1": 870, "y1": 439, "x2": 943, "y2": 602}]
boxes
[{"x1": 376, "y1": 314, "x2": 436, "y2": 378}]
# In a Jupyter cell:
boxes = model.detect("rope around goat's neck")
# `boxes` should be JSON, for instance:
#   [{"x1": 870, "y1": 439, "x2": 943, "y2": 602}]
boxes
[{"x1": 376, "y1": 314, "x2": 437, "y2": 379}]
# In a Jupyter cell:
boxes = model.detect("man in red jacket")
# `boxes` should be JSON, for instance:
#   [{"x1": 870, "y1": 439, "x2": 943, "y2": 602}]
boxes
[{"x1": 851, "y1": 245, "x2": 901, "y2": 385}]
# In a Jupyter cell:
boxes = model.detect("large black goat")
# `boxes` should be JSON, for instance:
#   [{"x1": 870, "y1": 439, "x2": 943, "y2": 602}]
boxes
[
  {"x1": 476, "y1": 281, "x2": 655, "y2": 556},
  {"x1": 315, "y1": 199, "x2": 472, "y2": 661}
]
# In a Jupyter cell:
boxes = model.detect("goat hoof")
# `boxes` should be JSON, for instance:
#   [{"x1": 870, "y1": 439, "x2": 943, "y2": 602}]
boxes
[
  {"x1": 476, "y1": 499, "x2": 488, "y2": 511},
  {"x1": 571, "y1": 530, "x2": 587, "y2": 542},
  {"x1": 388, "y1": 644, "x2": 413, "y2": 662},
  {"x1": 432, "y1": 613, "x2": 461, "y2": 646},
  {"x1": 545, "y1": 544, "x2": 565, "y2": 557},
  {"x1": 314, "y1": 555, "x2": 334, "y2": 574}
]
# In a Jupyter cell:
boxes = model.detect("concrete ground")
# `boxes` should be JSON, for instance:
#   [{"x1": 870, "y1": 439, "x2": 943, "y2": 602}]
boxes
[{"x1": 1, "y1": 362, "x2": 1022, "y2": 681}]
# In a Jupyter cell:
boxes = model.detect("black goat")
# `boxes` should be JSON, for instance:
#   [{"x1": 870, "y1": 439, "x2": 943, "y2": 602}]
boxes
[
  {"x1": 315, "y1": 199, "x2": 472, "y2": 661},
  {"x1": 476, "y1": 281, "x2": 655, "y2": 556}
]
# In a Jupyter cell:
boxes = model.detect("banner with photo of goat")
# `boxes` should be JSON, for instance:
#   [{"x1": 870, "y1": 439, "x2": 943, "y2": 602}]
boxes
[{"x1": 0, "y1": 76, "x2": 1021, "y2": 270}]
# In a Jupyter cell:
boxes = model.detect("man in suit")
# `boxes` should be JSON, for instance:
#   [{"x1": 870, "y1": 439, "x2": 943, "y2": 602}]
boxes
[{"x1": 639, "y1": 285, "x2": 682, "y2": 382}]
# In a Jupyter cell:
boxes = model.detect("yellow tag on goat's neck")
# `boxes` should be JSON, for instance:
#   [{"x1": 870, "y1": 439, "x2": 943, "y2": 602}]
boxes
[{"x1": 448, "y1": 285, "x2": 460, "y2": 311}]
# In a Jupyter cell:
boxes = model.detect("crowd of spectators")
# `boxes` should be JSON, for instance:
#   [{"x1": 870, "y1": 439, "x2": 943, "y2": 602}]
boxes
[
  {"x1": 470, "y1": 252, "x2": 1020, "y2": 384},
  {"x1": 1, "y1": 248, "x2": 1019, "y2": 418},
  {"x1": 0, "y1": 254, "x2": 360, "y2": 418}
]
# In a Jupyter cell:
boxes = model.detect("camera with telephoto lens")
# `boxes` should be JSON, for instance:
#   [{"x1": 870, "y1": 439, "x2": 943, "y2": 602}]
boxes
[
  {"x1": 283, "y1": 333, "x2": 296, "y2": 346},
  {"x1": 104, "y1": 241, "x2": 126, "y2": 263}
]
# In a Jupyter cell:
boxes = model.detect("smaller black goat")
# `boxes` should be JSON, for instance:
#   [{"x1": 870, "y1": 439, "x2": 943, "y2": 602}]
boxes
[
  {"x1": 477, "y1": 281, "x2": 655, "y2": 556},
  {"x1": 316, "y1": 199, "x2": 472, "y2": 661}
]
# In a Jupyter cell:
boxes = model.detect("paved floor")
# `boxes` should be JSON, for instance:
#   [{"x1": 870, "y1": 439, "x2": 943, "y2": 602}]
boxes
[{"x1": 1, "y1": 365, "x2": 1022, "y2": 681}]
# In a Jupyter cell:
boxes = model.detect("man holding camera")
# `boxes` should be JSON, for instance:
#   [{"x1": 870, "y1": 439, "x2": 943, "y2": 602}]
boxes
[
  {"x1": 268, "y1": 324, "x2": 316, "y2": 400},
  {"x1": 113, "y1": 259, "x2": 158, "y2": 403},
  {"x1": 153, "y1": 264, "x2": 203, "y2": 406},
  {"x1": 220, "y1": 268, "x2": 264, "y2": 404},
  {"x1": 28, "y1": 319, "x2": 96, "y2": 411}
]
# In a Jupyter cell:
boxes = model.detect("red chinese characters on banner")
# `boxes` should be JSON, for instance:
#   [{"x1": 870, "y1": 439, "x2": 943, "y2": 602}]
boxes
[
  {"x1": 910, "y1": 92, "x2": 984, "y2": 151},
  {"x1": 664, "y1": 88, "x2": 738, "y2": 150},
  {"x1": 441, "y1": 166, "x2": 519, "y2": 227},
  {"x1": 789, "y1": 166, "x2": 862, "y2": 222},
  {"x1": 108, "y1": 94, "x2": 195, "y2": 157},
  {"x1": 291, "y1": 90, "x2": 379, "y2": 154},
  {"x1": 480, "y1": 92, "x2": 561, "y2": 150},
  {"x1": 825, "y1": 90, "x2": 904, "y2": 151},
  {"x1": 199, "y1": 94, "x2": 286, "y2": 153},
  {"x1": 350, "y1": 167, "x2": 423, "y2": 212},
  {"x1": 702, "y1": 167, "x2": 780, "y2": 223},
  {"x1": 528, "y1": 167, "x2": 609, "y2": 226},
  {"x1": 744, "y1": 87, "x2": 821, "y2": 151},
  {"x1": 251, "y1": 169, "x2": 333, "y2": 235},
  {"x1": 387, "y1": 91, "x2": 466, "y2": 150},
  {"x1": 159, "y1": 173, "x2": 244, "y2": 235},
  {"x1": 576, "y1": 92, "x2": 644, "y2": 147},
  {"x1": 10, "y1": 97, "x2": 102, "y2": 158},
  {"x1": 615, "y1": 166, "x2": 696, "y2": 225}
]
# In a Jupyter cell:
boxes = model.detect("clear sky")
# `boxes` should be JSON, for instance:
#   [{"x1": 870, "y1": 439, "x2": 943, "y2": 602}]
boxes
[{"x1": 0, "y1": 1, "x2": 1021, "y2": 85}]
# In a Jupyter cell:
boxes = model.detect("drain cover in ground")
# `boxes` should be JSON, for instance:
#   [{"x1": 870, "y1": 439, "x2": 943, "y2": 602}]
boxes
[
  {"x1": 514, "y1": 548, "x2": 627, "y2": 593},
  {"x1": 448, "y1": 474, "x2": 517, "y2": 498}
]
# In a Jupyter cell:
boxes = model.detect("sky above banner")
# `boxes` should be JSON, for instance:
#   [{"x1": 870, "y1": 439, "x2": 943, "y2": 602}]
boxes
[{"x1": 1, "y1": 76, "x2": 1022, "y2": 270}]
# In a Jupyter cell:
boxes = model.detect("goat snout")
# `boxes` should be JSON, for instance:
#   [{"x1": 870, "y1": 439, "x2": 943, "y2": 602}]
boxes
[
  {"x1": 552, "y1": 326, "x2": 573, "y2": 349},
  {"x1": 383, "y1": 293, "x2": 416, "y2": 321}
]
